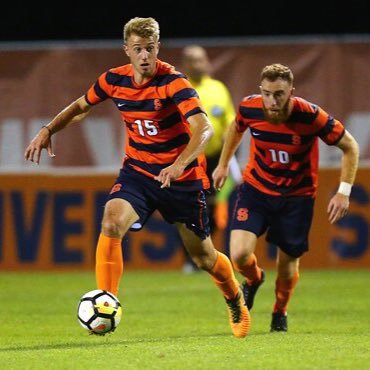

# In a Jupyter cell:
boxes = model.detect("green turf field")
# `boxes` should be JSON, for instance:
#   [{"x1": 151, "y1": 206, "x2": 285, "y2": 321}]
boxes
[{"x1": 1, "y1": 269, "x2": 369, "y2": 369}]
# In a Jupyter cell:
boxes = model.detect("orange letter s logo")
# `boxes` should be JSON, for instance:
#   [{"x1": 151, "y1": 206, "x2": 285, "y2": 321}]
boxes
[{"x1": 236, "y1": 208, "x2": 249, "y2": 221}]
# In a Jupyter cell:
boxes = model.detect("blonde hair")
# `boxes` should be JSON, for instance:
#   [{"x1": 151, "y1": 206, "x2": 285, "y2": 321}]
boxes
[
  {"x1": 261, "y1": 63, "x2": 294, "y2": 84},
  {"x1": 123, "y1": 17, "x2": 160, "y2": 43}
]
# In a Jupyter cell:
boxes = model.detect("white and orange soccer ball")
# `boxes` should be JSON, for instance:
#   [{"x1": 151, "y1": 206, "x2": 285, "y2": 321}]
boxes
[{"x1": 77, "y1": 289, "x2": 122, "y2": 335}]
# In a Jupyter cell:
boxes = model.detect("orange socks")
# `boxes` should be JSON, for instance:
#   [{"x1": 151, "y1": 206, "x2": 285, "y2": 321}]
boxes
[
  {"x1": 273, "y1": 272, "x2": 299, "y2": 314},
  {"x1": 209, "y1": 252, "x2": 240, "y2": 300},
  {"x1": 95, "y1": 233, "x2": 123, "y2": 296},
  {"x1": 233, "y1": 253, "x2": 262, "y2": 285}
]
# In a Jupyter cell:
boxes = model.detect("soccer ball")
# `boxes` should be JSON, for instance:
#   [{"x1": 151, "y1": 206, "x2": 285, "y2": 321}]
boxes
[{"x1": 77, "y1": 289, "x2": 122, "y2": 335}]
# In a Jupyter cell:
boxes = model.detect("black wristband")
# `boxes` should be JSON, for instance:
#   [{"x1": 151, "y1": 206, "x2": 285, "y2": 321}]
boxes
[{"x1": 42, "y1": 125, "x2": 53, "y2": 135}]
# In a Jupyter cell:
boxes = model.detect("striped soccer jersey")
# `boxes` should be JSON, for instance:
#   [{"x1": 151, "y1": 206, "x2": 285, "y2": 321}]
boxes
[
  {"x1": 236, "y1": 95, "x2": 345, "y2": 197},
  {"x1": 85, "y1": 59, "x2": 209, "y2": 190}
]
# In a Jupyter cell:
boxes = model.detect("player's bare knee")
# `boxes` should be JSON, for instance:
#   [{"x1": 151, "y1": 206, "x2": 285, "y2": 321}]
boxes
[
  {"x1": 193, "y1": 254, "x2": 215, "y2": 270},
  {"x1": 190, "y1": 245, "x2": 218, "y2": 270},
  {"x1": 101, "y1": 221, "x2": 124, "y2": 239},
  {"x1": 277, "y1": 258, "x2": 299, "y2": 279},
  {"x1": 230, "y1": 248, "x2": 251, "y2": 267}
]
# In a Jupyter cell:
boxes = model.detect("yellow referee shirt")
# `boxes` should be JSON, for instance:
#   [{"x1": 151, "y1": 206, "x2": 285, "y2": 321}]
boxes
[{"x1": 189, "y1": 75, "x2": 235, "y2": 157}]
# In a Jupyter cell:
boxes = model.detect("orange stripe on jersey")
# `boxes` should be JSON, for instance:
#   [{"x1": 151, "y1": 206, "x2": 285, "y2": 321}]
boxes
[
  {"x1": 126, "y1": 140, "x2": 189, "y2": 165},
  {"x1": 85, "y1": 60, "x2": 208, "y2": 191},
  {"x1": 237, "y1": 95, "x2": 345, "y2": 197},
  {"x1": 127, "y1": 162, "x2": 209, "y2": 190}
]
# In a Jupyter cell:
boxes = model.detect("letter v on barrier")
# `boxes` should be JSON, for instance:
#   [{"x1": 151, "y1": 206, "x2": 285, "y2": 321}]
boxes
[{"x1": 11, "y1": 191, "x2": 48, "y2": 261}]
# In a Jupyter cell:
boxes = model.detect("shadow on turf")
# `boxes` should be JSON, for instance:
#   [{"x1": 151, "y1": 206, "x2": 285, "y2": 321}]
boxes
[{"x1": 0, "y1": 332, "x2": 245, "y2": 352}]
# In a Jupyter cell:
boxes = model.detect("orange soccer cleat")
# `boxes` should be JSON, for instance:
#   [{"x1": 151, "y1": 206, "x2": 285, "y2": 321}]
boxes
[{"x1": 225, "y1": 289, "x2": 251, "y2": 338}]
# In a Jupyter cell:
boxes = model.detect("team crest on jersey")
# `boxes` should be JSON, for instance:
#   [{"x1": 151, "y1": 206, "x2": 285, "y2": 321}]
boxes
[
  {"x1": 110, "y1": 183, "x2": 122, "y2": 194},
  {"x1": 236, "y1": 208, "x2": 249, "y2": 221},
  {"x1": 154, "y1": 98, "x2": 162, "y2": 111},
  {"x1": 292, "y1": 135, "x2": 301, "y2": 145}
]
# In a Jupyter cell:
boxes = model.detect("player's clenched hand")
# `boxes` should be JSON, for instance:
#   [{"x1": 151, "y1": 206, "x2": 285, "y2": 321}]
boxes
[
  {"x1": 24, "y1": 128, "x2": 55, "y2": 164},
  {"x1": 327, "y1": 192, "x2": 350, "y2": 224},
  {"x1": 212, "y1": 165, "x2": 229, "y2": 191},
  {"x1": 154, "y1": 163, "x2": 186, "y2": 188}
]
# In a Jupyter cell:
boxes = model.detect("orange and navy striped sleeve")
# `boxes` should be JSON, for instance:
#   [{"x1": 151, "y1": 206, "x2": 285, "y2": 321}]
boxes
[
  {"x1": 85, "y1": 60, "x2": 209, "y2": 191},
  {"x1": 237, "y1": 95, "x2": 345, "y2": 197}
]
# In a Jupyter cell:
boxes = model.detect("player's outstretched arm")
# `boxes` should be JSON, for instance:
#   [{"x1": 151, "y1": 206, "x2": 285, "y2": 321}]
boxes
[
  {"x1": 154, "y1": 112, "x2": 213, "y2": 188},
  {"x1": 327, "y1": 130, "x2": 360, "y2": 224},
  {"x1": 24, "y1": 96, "x2": 92, "y2": 164},
  {"x1": 213, "y1": 121, "x2": 243, "y2": 191}
]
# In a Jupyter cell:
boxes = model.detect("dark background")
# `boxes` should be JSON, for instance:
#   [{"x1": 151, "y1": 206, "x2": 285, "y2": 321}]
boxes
[{"x1": 2, "y1": 2, "x2": 370, "y2": 41}]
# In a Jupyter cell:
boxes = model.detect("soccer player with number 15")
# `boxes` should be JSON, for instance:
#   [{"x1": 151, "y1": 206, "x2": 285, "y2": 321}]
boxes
[{"x1": 24, "y1": 17, "x2": 250, "y2": 338}]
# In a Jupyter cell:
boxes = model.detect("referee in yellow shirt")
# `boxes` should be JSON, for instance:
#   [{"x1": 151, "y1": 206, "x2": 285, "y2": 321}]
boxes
[{"x1": 181, "y1": 45, "x2": 241, "y2": 272}]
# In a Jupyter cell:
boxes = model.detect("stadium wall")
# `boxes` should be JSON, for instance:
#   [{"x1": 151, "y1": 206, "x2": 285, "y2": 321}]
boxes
[
  {"x1": 1, "y1": 36, "x2": 369, "y2": 270},
  {"x1": 1, "y1": 36, "x2": 370, "y2": 169},
  {"x1": 0, "y1": 169, "x2": 369, "y2": 270}
]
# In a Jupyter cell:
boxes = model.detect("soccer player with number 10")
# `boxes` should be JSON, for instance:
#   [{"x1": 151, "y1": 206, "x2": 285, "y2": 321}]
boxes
[{"x1": 213, "y1": 63, "x2": 359, "y2": 332}]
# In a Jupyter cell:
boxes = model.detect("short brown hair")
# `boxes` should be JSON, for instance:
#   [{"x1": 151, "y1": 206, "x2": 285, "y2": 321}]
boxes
[
  {"x1": 123, "y1": 17, "x2": 160, "y2": 43},
  {"x1": 261, "y1": 63, "x2": 293, "y2": 84}
]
